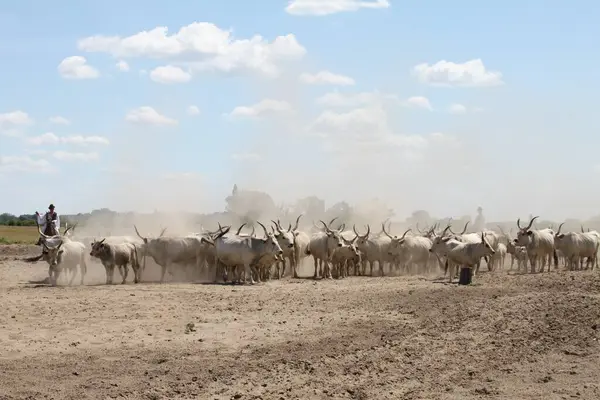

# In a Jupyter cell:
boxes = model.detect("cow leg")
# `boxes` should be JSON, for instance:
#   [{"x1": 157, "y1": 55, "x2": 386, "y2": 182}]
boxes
[
  {"x1": 312, "y1": 257, "x2": 319, "y2": 279},
  {"x1": 67, "y1": 266, "x2": 76, "y2": 286},
  {"x1": 121, "y1": 263, "x2": 129, "y2": 284},
  {"x1": 244, "y1": 263, "x2": 255, "y2": 285},
  {"x1": 159, "y1": 262, "x2": 168, "y2": 283}
]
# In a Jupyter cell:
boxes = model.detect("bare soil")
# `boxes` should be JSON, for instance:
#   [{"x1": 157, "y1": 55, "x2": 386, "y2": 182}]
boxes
[{"x1": 1, "y1": 244, "x2": 600, "y2": 400}]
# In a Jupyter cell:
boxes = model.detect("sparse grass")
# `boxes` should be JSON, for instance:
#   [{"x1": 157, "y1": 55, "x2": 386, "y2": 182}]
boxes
[{"x1": 0, "y1": 226, "x2": 38, "y2": 244}]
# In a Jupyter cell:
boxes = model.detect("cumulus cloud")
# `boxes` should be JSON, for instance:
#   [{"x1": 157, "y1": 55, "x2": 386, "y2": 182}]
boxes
[
  {"x1": 26, "y1": 132, "x2": 110, "y2": 146},
  {"x1": 227, "y1": 99, "x2": 292, "y2": 119},
  {"x1": 116, "y1": 60, "x2": 130, "y2": 71},
  {"x1": 77, "y1": 22, "x2": 306, "y2": 77},
  {"x1": 48, "y1": 116, "x2": 71, "y2": 125},
  {"x1": 299, "y1": 71, "x2": 355, "y2": 86},
  {"x1": 315, "y1": 91, "x2": 398, "y2": 108},
  {"x1": 0, "y1": 110, "x2": 34, "y2": 136},
  {"x1": 412, "y1": 59, "x2": 504, "y2": 87},
  {"x1": 231, "y1": 153, "x2": 261, "y2": 161},
  {"x1": 0, "y1": 155, "x2": 56, "y2": 174},
  {"x1": 405, "y1": 96, "x2": 433, "y2": 110},
  {"x1": 149, "y1": 65, "x2": 192, "y2": 84},
  {"x1": 57, "y1": 56, "x2": 100, "y2": 79},
  {"x1": 286, "y1": 0, "x2": 390, "y2": 16},
  {"x1": 125, "y1": 106, "x2": 178, "y2": 125},
  {"x1": 448, "y1": 103, "x2": 467, "y2": 114},
  {"x1": 52, "y1": 151, "x2": 99, "y2": 162},
  {"x1": 187, "y1": 105, "x2": 200, "y2": 116}
]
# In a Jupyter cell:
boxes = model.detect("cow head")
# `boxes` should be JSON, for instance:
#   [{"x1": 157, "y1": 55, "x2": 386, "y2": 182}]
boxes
[
  {"x1": 133, "y1": 225, "x2": 167, "y2": 244},
  {"x1": 341, "y1": 236, "x2": 361, "y2": 263},
  {"x1": 319, "y1": 218, "x2": 343, "y2": 250},
  {"x1": 429, "y1": 225, "x2": 453, "y2": 254},
  {"x1": 270, "y1": 219, "x2": 295, "y2": 250},
  {"x1": 383, "y1": 224, "x2": 412, "y2": 256},
  {"x1": 515, "y1": 216, "x2": 538, "y2": 246},
  {"x1": 476, "y1": 231, "x2": 496, "y2": 257},
  {"x1": 257, "y1": 221, "x2": 284, "y2": 258},
  {"x1": 352, "y1": 224, "x2": 371, "y2": 251},
  {"x1": 90, "y1": 238, "x2": 108, "y2": 258},
  {"x1": 42, "y1": 241, "x2": 64, "y2": 267}
]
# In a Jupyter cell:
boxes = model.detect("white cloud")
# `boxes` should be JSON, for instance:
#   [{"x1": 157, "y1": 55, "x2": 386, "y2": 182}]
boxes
[
  {"x1": 405, "y1": 96, "x2": 433, "y2": 111},
  {"x1": 187, "y1": 105, "x2": 200, "y2": 116},
  {"x1": 448, "y1": 103, "x2": 467, "y2": 114},
  {"x1": 77, "y1": 22, "x2": 306, "y2": 77},
  {"x1": 286, "y1": 0, "x2": 390, "y2": 16},
  {"x1": 227, "y1": 99, "x2": 292, "y2": 119},
  {"x1": 52, "y1": 151, "x2": 99, "y2": 162},
  {"x1": 26, "y1": 132, "x2": 110, "y2": 146},
  {"x1": 299, "y1": 71, "x2": 355, "y2": 86},
  {"x1": 116, "y1": 60, "x2": 130, "y2": 71},
  {"x1": 125, "y1": 106, "x2": 178, "y2": 126},
  {"x1": 0, "y1": 155, "x2": 55, "y2": 174},
  {"x1": 412, "y1": 59, "x2": 504, "y2": 87},
  {"x1": 0, "y1": 110, "x2": 34, "y2": 136},
  {"x1": 315, "y1": 91, "x2": 398, "y2": 108},
  {"x1": 149, "y1": 65, "x2": 192, "y2": 84},
  {"x1": 231, "y1": 153, "x2": 261, "y2": 161},
  {"x1": 48, "y1": 116, "x2": 71, "y2": 125},
  {"x1": 57, "y1": 56, "x2": 100, "y2": 79}
]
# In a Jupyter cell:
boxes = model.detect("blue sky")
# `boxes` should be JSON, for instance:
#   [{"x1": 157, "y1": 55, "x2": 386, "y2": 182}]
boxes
[{"x1": 1, "y1": 0, "x2": 599, "y2": 221}]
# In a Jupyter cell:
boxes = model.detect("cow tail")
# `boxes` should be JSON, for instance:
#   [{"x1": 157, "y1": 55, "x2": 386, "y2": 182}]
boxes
[{"x1": 553, "y1": 249, "x2": 558, "y2": 267}]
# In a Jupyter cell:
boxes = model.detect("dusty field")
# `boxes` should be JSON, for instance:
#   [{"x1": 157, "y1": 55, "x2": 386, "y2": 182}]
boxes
[{"x1": 1, "y1": 245, "x2": 600, "y2": 400}]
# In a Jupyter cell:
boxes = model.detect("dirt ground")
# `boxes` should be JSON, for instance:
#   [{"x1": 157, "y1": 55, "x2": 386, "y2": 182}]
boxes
[{"x1": 1, "y1": 245, "x2": 600, "y2": 400}]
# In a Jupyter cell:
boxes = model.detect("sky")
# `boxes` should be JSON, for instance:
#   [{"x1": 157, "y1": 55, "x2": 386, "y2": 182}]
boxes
[{"x1": 1, "y1": 0, "x2": 600, "y2": 221}]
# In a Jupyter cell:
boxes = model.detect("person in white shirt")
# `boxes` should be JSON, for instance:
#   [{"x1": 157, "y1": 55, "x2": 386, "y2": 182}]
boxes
[
  {"x1": 473, "y1": 206, "x2": 485, "y2": 232},
  {"x1": 35, "y1": 204, "x2": 60, "y2": 244}
]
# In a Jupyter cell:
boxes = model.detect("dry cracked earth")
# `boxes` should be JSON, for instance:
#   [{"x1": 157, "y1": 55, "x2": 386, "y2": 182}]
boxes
[{"x1": 1, "y1": 244, "x2": 600, "y2": 399}]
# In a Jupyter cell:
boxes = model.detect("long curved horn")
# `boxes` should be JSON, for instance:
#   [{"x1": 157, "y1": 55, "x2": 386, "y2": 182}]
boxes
[
  {"x1": 236, "y1": 223, "x2": 247, "y2": 235},
  {"x1": 319, "y1": 220, "x2": 332, "y2": 232},
  {"x1": 581, "y1": 225, "x2": 585, "y2": 233},
  {"x1": 556, "y1": 222, "x2": 565, "y2": 236},
  {"x1": 328, "y1": 217, "x2": 338, "y2": 228},
  {"x1": 98, "y1": 238, "x2": 106, "y2": 244},
  {"x1": 251, "y1": 226, "x2": 256, "y2": 237},
  {"x1": 400, "y1": 228, "x2": 411, "y2": 239},
  {"x1": 271, "y1": 220, "x2": 282, "y2": 232},
  {"x1": 133, "y1": 225, "x2": 147, "y2": 242},
  {"x1": 382, "y1": 222, "x2": 393, "y2": 239},
  {"x1": 525, "y1": 216, "x2": 538, "y2": 231},
  {"x1": 416, "y1": 223, "x2": 425, "y2": 234},
  {"x1": 292, "y1": 214, "x2": 302, "y2": 231},
  {"x1": 159, "y1": 228, "x2": 167, "y2": 237},
  {"x1": 287, "y1": 222, "x2": 292, "y2": 232},
  {"x1": 338, "y1": 223, "x2": 345, "y2": 232},
  {"x1": 353, "y1": 224, "x2": 360, "y2": 236},
  {"x1": 441, "y1": 225, "x2": 451, "y2": 237},
  {"x1": 276, "y1": 219, "x2": 284, "y2": 230},
  {"x1": 257, "y1": 221, "x2": 269, "y2": 237},
  {"x1": 364, "y1": 224, "x2": 371, "y2": 238},
  {"x1": 496, "y1": 224, "x2": 507, "y2": 237},
  {"x1": 459, "y1": 221, "x2": 469, "y2": 235}
]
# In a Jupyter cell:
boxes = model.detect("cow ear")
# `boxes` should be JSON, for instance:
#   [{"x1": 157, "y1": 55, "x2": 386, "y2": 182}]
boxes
[
  {"x1": 58, "y1": 249, "x2": 64, "y2": 255},
  {"x1": 526, "y1": 230, "x2": 533, "y2": 235}
]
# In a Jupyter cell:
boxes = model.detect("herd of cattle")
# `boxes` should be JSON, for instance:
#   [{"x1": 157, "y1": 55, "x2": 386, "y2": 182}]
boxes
[{"x1": 27, "y1": 214, "x2": 600, "y2": 286}]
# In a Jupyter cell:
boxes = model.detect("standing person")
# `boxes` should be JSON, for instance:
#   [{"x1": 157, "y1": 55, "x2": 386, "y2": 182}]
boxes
[
  {"x1": 473, "y1": 206, "x2": 485, "y2": 232},
  {"x1": 36, "y1": 203, "x2": 60, "y2": 237}
]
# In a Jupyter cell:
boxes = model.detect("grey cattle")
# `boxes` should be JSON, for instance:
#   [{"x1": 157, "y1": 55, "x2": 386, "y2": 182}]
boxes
[
  {"x1": 306, "y1": 218, "x2": 344, "y2": 279},
  {"x1": 90, "y1": 239, "x2": 141, "y2": 284},
  {"x1": 40, "y1": 235, "x2": 88, "y2": 286},
  {"x1": 553, "y1": 222, "x2": 600, "y2": 271},
  {"x1": 384, "y1": 225, "x2": 433, "y2": 274},
  {"x1": 134, "y1": 225, "x2": 212, "y2": 283},
  {"x1": 352, "y1": 224, "x2": 393, "y2": 277},
  {"x1": 515, "y1": 216, "x2": 557, "y2": 273},
  {"x1": 429, "y1": 231, "x2": 496, "y2": 283},
  {"x1": 212, "y1": 222, "x2": 283, "y2": 284}
]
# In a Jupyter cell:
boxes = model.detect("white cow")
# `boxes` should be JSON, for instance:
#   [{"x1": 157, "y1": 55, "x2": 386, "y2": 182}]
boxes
[
  {"x1": 553, "y1": 222, "x2": 600, "y2": 271},
  {"x1": 352, "y1": 224, "x2": 394, "y2": 276},
  {"x1": 90, "y1": 239, "x2": 141, "y2": 284},
  {"x1": 515, "y1": 216, "x2": 556, "y2": 273},
  {"x1": 134, "y1": 225, "x2": 212, "y2": 283},
  {"x1": 39, "y1": 234, "x2": 88, "y2": 286},
  {"x1": 429, "y1": 231, "x2": 496, "y2": 283},
  {"x1": 448, "y1": 222, "x2": 500, "y2": 273},
  {"x1": 384, "y1": 225, "x2": 433, "y2": 275},
  {"x1": 212, "y1": 221, "x2": 284, "y2": 284},
  {"x1": 306, "y1": 218, "x2": 344, "y2": 279}
]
